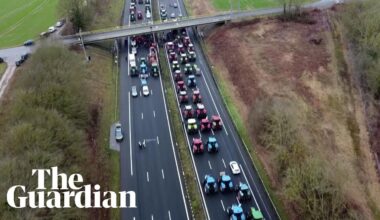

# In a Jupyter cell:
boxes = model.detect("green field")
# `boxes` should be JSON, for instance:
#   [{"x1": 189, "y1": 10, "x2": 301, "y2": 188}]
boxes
[
  {"x1": 0, "y1": 0, "x2": 58, "y2": 48},
  {"x1": 212, "y1": 0, "x2": 280, "y2": 10}
]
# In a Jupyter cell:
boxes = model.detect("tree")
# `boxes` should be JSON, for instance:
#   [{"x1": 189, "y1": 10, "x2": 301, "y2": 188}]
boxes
[{"x1": 59, "y1": 0, "x2": 92, "y2": 32}]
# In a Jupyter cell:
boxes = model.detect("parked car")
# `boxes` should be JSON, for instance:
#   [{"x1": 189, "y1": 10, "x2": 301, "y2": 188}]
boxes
[
  {"x1": 0, "y1": 57, "x2": 3, "y2": 63},
  {"x1": 40, "y1": 31, "x2": 49, "y2": 38},
  {"x1": 115, "y1": 123, "x2": 124, "y2": 142},
  {"x1": 48, "y1": 26, "x2": 56, "y2": 33},
  {"x1": 23, "y1": 40, "x2": 34, "y2": 46}
]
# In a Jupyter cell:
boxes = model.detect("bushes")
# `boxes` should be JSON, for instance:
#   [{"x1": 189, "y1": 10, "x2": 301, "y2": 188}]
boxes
[{"x1": 0, "y1": 46, "x2": 94, "y2": 219}]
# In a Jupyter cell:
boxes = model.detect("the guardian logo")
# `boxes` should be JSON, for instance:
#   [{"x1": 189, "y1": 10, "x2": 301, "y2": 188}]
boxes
[{"x1": 7, "y1": 167, "x2": 136, "y2": 208}]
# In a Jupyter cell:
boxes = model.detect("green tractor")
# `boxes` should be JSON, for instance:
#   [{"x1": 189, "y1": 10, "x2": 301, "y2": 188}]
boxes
[
  {"x1": 184, "y1": 63, "x2": 194, "y2": 75},
  {"x1": 151, "y1": 62, "x2": 159, "y2": 77},
  {"x1": 247, "y1": 207, "x2": 263, "y2": 220}
]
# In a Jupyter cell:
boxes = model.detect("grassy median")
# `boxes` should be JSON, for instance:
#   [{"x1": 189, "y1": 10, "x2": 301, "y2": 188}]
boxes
[{"x1": 158, "y1": 50, "x2": 206, "y2": 220}]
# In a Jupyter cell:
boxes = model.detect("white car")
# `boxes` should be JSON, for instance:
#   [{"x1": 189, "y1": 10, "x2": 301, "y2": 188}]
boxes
[
  {"x1": 131, "y1": 86, "x2": 138, "y2": 97},
  {"x1": 229, "y1": 161, "x2": 240, "y2": 174},
  {"x1": 146, "y1": 11, "x2": 151, "y2": 19},
  {"x1": 48, "y1": 26, "x2": 56, "y2": 33},
  {"x1": 115, "y1": 123, "x2": 124, "y2": 142},
  {"x1": 142, "y1": 85, "x2": 150, "y2": 96}
]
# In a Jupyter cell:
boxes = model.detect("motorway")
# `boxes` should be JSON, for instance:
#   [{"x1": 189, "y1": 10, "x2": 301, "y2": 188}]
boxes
[
  {"x1": 118, "y1": 0, "x2": 189, "y2": 219},
  {"x1": 156, "y1": 0, "x2": 280, "y2": 219}
]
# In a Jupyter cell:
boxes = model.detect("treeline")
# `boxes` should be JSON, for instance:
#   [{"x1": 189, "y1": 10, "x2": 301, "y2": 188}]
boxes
[
  {"x1": 0, "y1": 46, "x2": 109, "y2": 219},
  {"x1": 341, "y1": 0, "x2": 380, "y2": 99},
  {"x1": 250, "y1": 98, "x2": 361, "y2": 219}
]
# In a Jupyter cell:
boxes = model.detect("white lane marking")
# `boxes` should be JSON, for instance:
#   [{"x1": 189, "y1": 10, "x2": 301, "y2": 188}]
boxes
[
  {"x1": 141, "y1": 112, "x2": 144, "y2": 119},
  {"x1": 140, "y1": 91, "x2": 142, "y2": 96},
  {"x1": 164, "y1": 44, "x2": 209, "y2": 220},
  {"x1": 240, "y1": 164, "x2": 260, "y2": 209},
  {"x1": 151, "y1": 214, "x2": 154, "y2": 220},
  {"x1": 208, "y1": 160, "x2": 212, "y2": 170},
  {"x1": 133, "y1": 217, "x2": 135, "y2": 220},
  {"x1": 222, "y1": 158, "x2": 226, "y2": 168},
  {"x1": 157, "y1": 46, "x2": 191, "y2": 219},
  {"x1": 211, "y1": 129, "x2": 215, "y2": 135},
  {"x1": 162, "y1": 169, "x2": 165, "y2": 179},
  {"x1": 151, "y1": 89, "x2": 153, "y2": 95},
  {"x1": 157, "y1": 136, "x2": 160, "y2": 145},
  {"x1": 129, "y1": 92, "x2": 133, "y2": 176},
  {"x1": 198, "y1": 130, "x2": 202, "y2": 138},
  {"x1": 168, "y1": 210, "x2": 172, "y2": 220},
  {"x1": 147, "y1": 172, "x2": 150, "y2": 182},
  {"x1": 220, "y1": 200, "x2": 225, "y2": 211},
  {"x1": 153, "y1": 110, "x2": 156, "y2": 118}
]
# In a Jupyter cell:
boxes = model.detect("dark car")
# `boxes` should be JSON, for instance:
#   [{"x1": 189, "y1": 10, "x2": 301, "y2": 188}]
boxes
[
  {"x1": 130, "y1": 13, "x2": 136, "y2": 22},
  {"x1": 138, "y1": 0, "x2": 143, "y2": 4},
  {"x1": 0, "y1": 57, "x2": 3, "y2": 63},
  {"x1": 137, "y1": 11, "x2": 143, "y2": 20},
  {"x1": 23, "y1": 40, "x2": 34, "y2": 46}
]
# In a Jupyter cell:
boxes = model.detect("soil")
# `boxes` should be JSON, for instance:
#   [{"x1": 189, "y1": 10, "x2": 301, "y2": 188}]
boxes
[{"x1": 205, "y1": 9, "x2": 380, "y2": 219}]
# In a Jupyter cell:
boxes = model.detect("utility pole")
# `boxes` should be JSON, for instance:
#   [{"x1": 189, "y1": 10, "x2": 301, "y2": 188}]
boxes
[{"x1": 79, "y1": 28, "x2": 89, "y2": 62}]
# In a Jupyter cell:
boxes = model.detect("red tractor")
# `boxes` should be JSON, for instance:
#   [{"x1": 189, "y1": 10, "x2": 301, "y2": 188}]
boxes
[
  {"x1": 192, "y1": 89, "x2": 202, "y2": 104},
  {"x1": 176, "y1": 80, "x2": 187, "y2": 92},
  {"x1": 200, "y1": 118, "x2": 211, "y2": 132},
  {"x1": 211, "y1": 115, "x2": 223, "y2": 130},
  {"x1": 177, "y1": 42, "x2": 186, "y2": 53},
  {"x1": 183, "y1": 36, "x2": 191, "y2": 47},
  {"x1": 196, "y1": 103, "x2": 207, "y2": 119},
  {"x1": 182, "y1": 105, "x2": 194, "y2": 119},
  {"x1": 148, "y1": 47, "x2": 157, "y2": 65},
  {"x1": 174, "y1": 70, "x2": 183, "y2": 82},
  {"x1": 166, "y1": 42, "x2": 175, "y2": 52},
  {"x1": 169, "y1": 51, "x2": 177, "y2": 63},
  {"x1": 188, "y1": 43, "x2": 195, "y2": 52},
  {"x1": 192, "y1": 138, "x2": 204, "y2": 154},
  {"x1": 179, "y1": 91, "x2": 189, "y2": 103}
]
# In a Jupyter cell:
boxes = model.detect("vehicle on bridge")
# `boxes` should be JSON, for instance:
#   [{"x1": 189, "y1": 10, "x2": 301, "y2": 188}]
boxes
[
  {"x1": 192, "y1": 138, "x2": 204, "y2": 154},
  {"x1": 227, "y1": 204, "x2": 246, "y2": 220},
  {"x1": 187, "y1": 75, "x2": 196, "y2": 87},
  {"x1": 246, "y1": 207, "x2": 263, "y2": 220},
  {"x1": 200, "y1": 118, "x2": 211, "y2": 132},
  {"x1": 196, "y1": 103, "x2": 207, "y2": 119},
  {"x1": 218, "y1": 172, "x2": 234, "y2": 192},
  {"x1": 236, "y1": 182, "x2": 252, "y2": 202},
  {"x1": 192, "y1": 89, "x2": 202, "y2": 103},
  {"x1": 211, "y1": 115, "x2": 223, "y2": 130},
  {"x1": 186, "y1": 118, "x2": 198, "y2": 134},
  {"x1": 203, "y1": 175, "x2": 218, "y2": 194},
  {"x1": 207, "y1": 136, "x2": 219, "y2": 152}
]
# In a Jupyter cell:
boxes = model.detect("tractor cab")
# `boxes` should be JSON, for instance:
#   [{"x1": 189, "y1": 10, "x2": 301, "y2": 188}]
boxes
[
  {"x1": 200, "y1": 118, "x2": 211, "y2": 132},
  {"x1": 179, "y1": 91, "x2": 189, "y2": 104},
  {"x1": 183, "y1": 105, "x2": 194, "y2": 119},
  {"x1": 218, "y1": 172, "x2": 234, "y2": 192},
  {"x1": 207, "y1": 136, "x2": 219, "y2": 152},
  {"x1": 187, "y1": 75, "x2": 196, "y2": 87},
  {"x1": 183, "y1": 36, "x2": 191, "y2": 47},
  {"x1": 151, "y1": 63, "x2": 159, "y2": 77},
  {"x1": 211, "y1": 115, "x2": 223, "y2": 130},
  {"x1": 193, "y1": 64, "x2": 201, "y2": 76},
  {"x1": 166, "y1": 42, "x2": 175, "y2": 51},
  {"x1": 187, "y1": 118, "x2": 198, "y2": 134},
  {"x1": 192, "y1": 89, "x2": 202, "y2": 103},
  {"x1": 188, "y1": 51, "x2": 196, "y2": 62},
  {"x1": 180, "y1": 52, "x2": 188, "y2": 64},
  {"x1": 184, "y1": 63, "x2": 193, "y2": 75},
  {"x1": 196, "y1": 103, "x2": 207, "y2": 119},
  {"x1": 188, "y1": 43, "x2": 195, "y2": 51},
  {"x1": 237, "y1": 182, "x2": 252, "y2": 202},
  {"x1": 203, "y1": 175, "x2": 218, "y2": 194},
  {"x1": 192, "y1": 138, "x2": 204, "y2": 154},
  {"x1": 177, "y1": 42, "x2": 185, "y2": 53},
  {"x1": 247, "y1": 207, "x2": 263, "y2": 220},
  {"x1": 169, "y1": 51, "x2": 177, "y2": 62},
  {"x1": 174, "y1": 70, "x2": 183, "y2": 81},
  {"x1": 227, "y1": 204, "x2": 246, "y2": 220},
  {"x1": 176, "y1": 80, "x2": 187, "y2": 92},
  {"x1": 172, "y1": 60, "x2": 180, "y2": 71}
]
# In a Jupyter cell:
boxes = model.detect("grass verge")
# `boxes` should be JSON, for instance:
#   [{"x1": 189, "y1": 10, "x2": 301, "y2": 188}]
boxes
[
  {"x1": 86, "y1": 47, "x2": 120, "y2": 220},
  {"x1": 200, "y1": 42, "x2": 288, "y2": 219},
  {"x1": 0, "y1": 63, "x2": 7, "y2": 79},
  {"x1": 158, "y1": 50, "x2": 206, "y2": 220}
]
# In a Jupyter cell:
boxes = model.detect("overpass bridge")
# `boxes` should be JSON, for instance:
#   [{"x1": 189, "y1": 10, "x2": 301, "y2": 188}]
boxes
[{"x1": 61, "y1": 0, "x2": 336, "y2": 44}]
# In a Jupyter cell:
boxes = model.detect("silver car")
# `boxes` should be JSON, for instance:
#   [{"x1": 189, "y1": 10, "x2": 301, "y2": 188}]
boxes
[
  {"x1": 115, "y1": 123, "x2": 124, "y2": 142},
  {"x1": 131, "y1": 86, "x2": 138, "y2": 97}
]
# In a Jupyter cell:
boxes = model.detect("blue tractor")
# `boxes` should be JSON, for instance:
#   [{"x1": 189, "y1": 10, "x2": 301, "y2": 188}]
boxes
[
  {"x1": 227, "y1": 204, "x2": 246, "y2": 220},
  {"x1": 203, "y1": 175, "x2": 218, "y2": 194},
  {"x1": 207, "y1": 136, "x2": 219, "y2": 153},
  {"x1": 218, "y1": 172, "x2": 234, "y2": 192},
  {"x1": 187, "y1": 75, "x2": 196, "y2": 87},
  {"x1": 140, "y1": 58, "x2": 147, "y2": 76},
  {"x1": 237, "y1": 182, "x2": 252, "y2": 202}
]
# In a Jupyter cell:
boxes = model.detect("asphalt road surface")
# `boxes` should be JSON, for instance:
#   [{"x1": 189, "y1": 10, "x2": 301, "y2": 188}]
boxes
[
  {"x1": 119, "y1": 0, "x2": 190, "y2": 220},
  {"x1": 157, "y1": 0, "x2": 280, "y2": 219}
]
